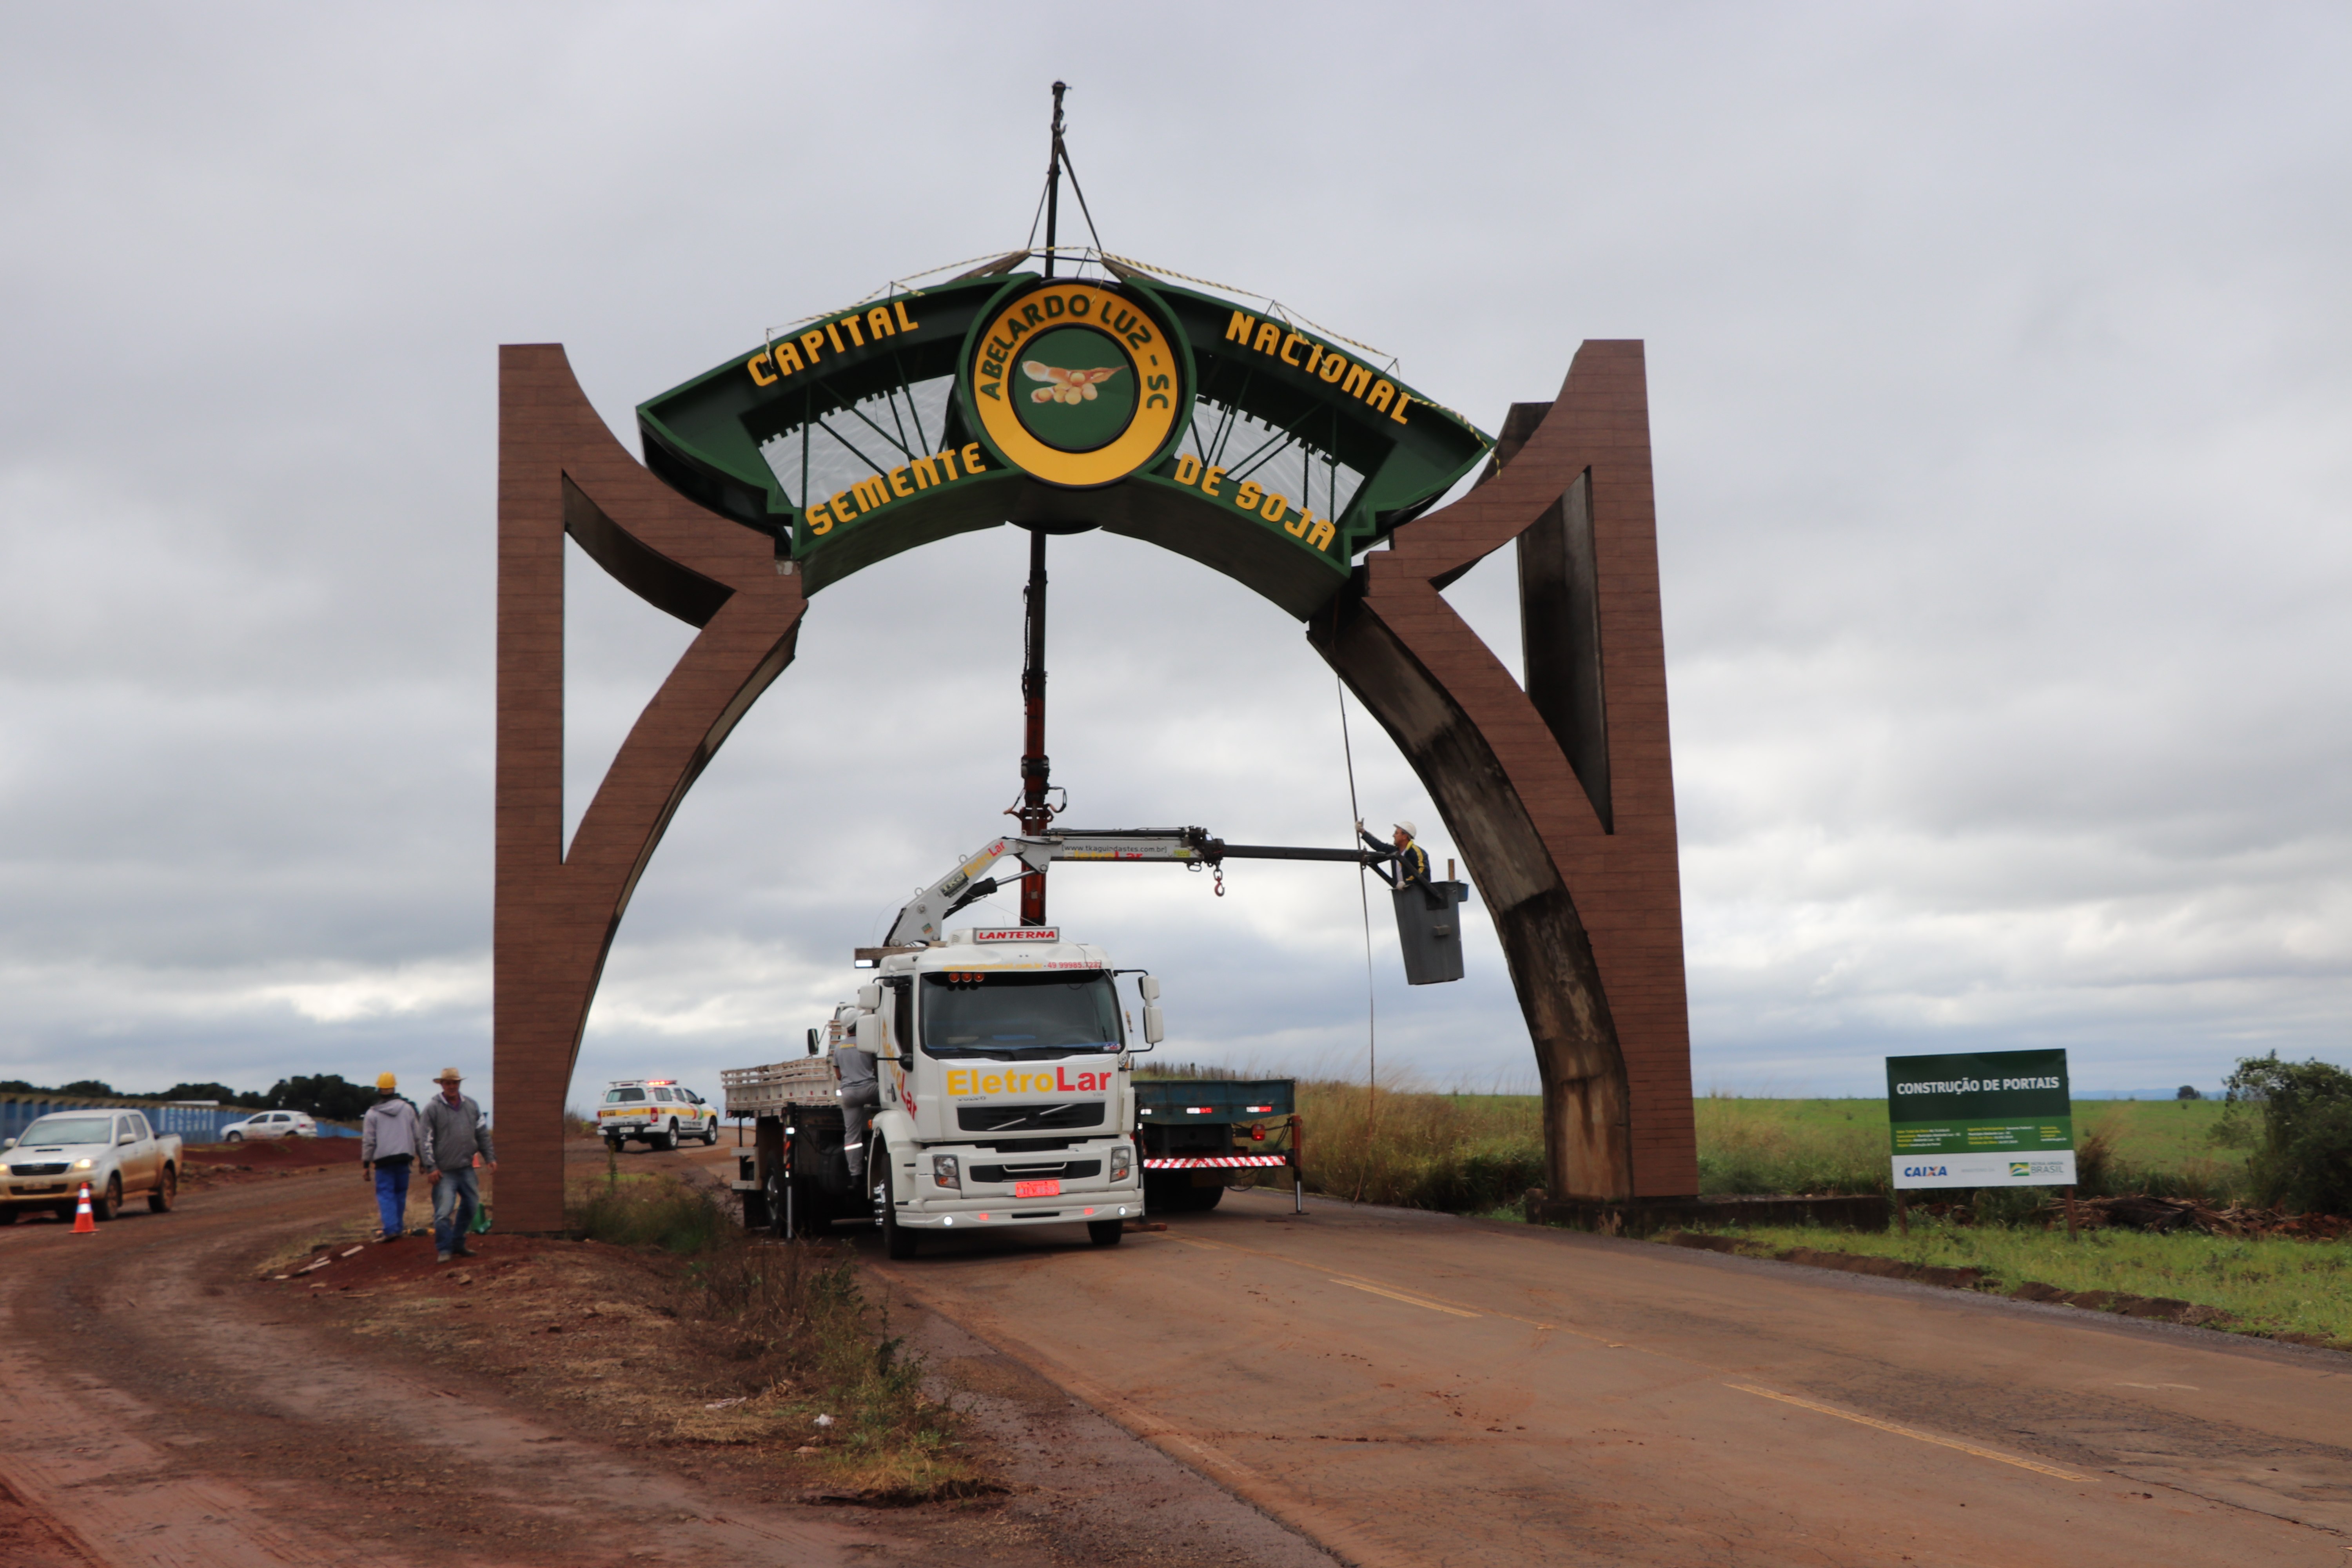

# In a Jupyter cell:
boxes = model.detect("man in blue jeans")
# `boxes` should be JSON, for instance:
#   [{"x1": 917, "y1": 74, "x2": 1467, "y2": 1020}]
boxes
[
  {"x1": 421, "y1": 1067, "x2": 497, "y2": 1263},
  {"x1": 359, "y1": 1073, "x2": 432, "y2": 1242}
]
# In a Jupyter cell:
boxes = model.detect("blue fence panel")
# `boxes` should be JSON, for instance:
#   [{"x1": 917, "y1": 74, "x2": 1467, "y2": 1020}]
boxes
[{"x1": 0, "y1": 1098, "x2": 357, "y2": 1145}]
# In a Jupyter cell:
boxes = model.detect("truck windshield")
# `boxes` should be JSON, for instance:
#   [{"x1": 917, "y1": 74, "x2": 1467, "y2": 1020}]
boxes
[
  {"x1": 18, "y1": 1117, "x2": 115, "y2": 1145},
  {"x1": 920, "y1": 971, "x2": 1122, "y2": 1061}
]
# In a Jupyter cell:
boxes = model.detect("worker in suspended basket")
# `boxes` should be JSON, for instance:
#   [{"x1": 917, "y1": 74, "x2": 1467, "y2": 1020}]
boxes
[{"x1": 1359, "y1": 818, "x2": 1446, "y2": 909}]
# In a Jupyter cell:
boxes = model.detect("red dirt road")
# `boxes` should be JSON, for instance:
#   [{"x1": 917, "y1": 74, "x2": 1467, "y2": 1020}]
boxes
[
  {"x1": 11, "y1": 1137, "x2": 2348, "y2": 1567},
  {"x1": 858, "y1": 1189, "x2": 2352, "y2": 1566},
  {"x1": 0, "y1": 1164, "x2": 1016, "y2": 1568}
]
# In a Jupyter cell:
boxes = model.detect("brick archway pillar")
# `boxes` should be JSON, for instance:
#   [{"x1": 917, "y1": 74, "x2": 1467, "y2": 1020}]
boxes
[
  {"x1": 495, "y1": 345, "x2": 807, "y2": 1233},
  {"x1": 1308, "y1": 342, "x2": 1699, "y2": 1201}
]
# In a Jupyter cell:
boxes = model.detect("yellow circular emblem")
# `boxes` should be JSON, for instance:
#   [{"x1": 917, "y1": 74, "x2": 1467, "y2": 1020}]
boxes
[{"x1": 964, "y1": 280, "x2": 1189, "y2": 490}]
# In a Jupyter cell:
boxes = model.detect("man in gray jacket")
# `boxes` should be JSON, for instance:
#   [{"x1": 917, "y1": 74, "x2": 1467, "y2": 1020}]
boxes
[
  {"x1": 421, "y1": 1067, "x2": 497, "y2": 1262},
  {"x1": 360, "y1": 1073, "x2": 432, "y2": 1243}
]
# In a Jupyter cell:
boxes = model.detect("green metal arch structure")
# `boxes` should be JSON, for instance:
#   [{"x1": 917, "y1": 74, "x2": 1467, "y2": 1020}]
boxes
[
  {"x1": 635, "y1": 266, "x2": 1489, "y2": 616},
  {"x1": 493, "y1": 263, "x2": 1699, "y2": 1233}
]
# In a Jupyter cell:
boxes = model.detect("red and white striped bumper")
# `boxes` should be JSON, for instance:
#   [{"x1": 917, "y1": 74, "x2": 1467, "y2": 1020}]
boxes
[{"x1": 1144, "y1": 1154, "x2": 1292, "y2": 1169}]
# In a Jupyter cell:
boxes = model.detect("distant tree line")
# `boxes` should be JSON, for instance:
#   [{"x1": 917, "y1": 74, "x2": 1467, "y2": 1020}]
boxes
[{"x1": 0, "y1": 1074, "x2": 384, "y2": 1122}]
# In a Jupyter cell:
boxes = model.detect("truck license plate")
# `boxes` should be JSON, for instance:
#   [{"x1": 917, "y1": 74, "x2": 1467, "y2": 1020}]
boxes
[{"x1": 1013, "y1": 1179, "x2": 1061, "y2": 1198}]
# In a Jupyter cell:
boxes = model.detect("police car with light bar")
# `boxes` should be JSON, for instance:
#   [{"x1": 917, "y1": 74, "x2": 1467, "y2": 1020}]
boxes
[{"x1": 597, "y1": 1078, "x2": 719, "y2": 1151}]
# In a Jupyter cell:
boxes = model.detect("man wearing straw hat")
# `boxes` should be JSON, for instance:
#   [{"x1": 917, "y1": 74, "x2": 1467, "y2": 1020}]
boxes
[{"x1": 421, "y1": 1067, "x2": 496, "y2": 1263}]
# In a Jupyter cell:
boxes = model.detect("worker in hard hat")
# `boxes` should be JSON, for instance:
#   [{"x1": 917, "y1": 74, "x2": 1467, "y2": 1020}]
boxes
[
  {"x1": 359, "y1": 1073, "x2": 432, "y2": 1243},
  {"x1": 1358, "y1": 819, "x2": 1445, "y2": 909}
]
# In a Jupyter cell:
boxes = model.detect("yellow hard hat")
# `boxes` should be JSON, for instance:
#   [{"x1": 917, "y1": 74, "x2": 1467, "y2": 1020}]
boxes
[{"x1": 377, "y1": 1072, "x2": 397, "y2": 1091}]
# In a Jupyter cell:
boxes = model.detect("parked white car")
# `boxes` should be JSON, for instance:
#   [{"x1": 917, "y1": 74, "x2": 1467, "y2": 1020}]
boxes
[
  {"x1": 221, "y1": 1111, "x2": 317, "y2": 1142},
  {"x1": 1, "y1": 1110, "x2": 182, "y2": 1223}
]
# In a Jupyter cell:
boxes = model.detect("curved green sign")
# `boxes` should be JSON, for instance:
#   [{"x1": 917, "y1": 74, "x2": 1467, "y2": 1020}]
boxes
[{"x1": 635, "y1": 261, "x2": 1490, "y2": 617}]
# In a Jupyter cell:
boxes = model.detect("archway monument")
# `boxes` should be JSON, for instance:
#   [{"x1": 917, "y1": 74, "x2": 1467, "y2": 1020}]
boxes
[{"x1": 495, "y1": 252, "x2": 1700, "y2": 1232}]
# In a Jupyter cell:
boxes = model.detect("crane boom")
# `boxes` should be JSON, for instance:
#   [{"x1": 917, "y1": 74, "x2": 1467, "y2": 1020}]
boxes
[{"x1": 882, "y1": 827, "x2": 1377, "y2": 947}]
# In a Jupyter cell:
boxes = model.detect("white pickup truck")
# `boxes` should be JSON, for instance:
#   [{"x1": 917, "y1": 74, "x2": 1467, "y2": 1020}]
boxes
[{"x1": 0, "y1": 1109, "x2": 181, "y2": 1223}]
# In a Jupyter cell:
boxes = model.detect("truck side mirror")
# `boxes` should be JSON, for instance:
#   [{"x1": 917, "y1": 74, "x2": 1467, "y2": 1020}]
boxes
[
  {"x1": 1143, "y1": 1003, "x2": 1165, "y2": 1046},
  {"x1": 3, "y1": 1137, "x2": 15, "y2": 1149},
  {"x1": 858, "y1": 983, "x2": 883, "y2": 1013},
  {"x1": 856, "y1": 1013, "x2": 885, "y2": 1055},
  {"x1": 1138, "y1": 975, "x2": 1160, "y2": 1002},
  {"x1": 806, "y1": 1027, "x2": 820, "y2": 1056}
]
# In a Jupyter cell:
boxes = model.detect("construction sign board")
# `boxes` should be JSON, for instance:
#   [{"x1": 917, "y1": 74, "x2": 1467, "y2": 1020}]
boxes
[{"x1": 1886, "y1": 1049, "x2": 2075, "y2": 1189}]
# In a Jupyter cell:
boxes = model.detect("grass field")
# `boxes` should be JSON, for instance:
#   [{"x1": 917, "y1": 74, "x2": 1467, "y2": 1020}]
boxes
[
  {"x1": 1693, "y1": 1094, "x2": 2252, "y2": 1199},
  {"x1": 1681, "y1": 1216, "x2": 2352, "y2": 1346},
  {"x1": 1260, "y1": 1086, "x2": 2256, "y2": 1209}
]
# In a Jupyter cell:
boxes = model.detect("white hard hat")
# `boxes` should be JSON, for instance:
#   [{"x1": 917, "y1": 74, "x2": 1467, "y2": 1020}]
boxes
[{"x1": 1393, "y1": 820, "x2": 1417, "y2": 840}]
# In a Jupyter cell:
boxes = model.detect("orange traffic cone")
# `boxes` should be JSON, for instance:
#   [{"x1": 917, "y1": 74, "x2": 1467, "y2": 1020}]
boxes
[{"x1": 71, "y1": 1183, "x2": 96, "y2": 1234}]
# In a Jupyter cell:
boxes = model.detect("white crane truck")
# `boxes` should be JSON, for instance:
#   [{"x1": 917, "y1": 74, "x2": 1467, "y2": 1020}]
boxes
[{"x1": 720, "y1": 828, "x2": 1360, "y2": 1257}]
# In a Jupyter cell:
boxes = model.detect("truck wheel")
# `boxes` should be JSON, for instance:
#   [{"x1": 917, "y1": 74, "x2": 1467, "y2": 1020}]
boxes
[
  {"x1": 0, "y1": 1207, "x2": 18, "y2": 1225},
  {"x1": 225, "y1": 1131, "x2": 244, "y2": 1143},
  {"x1": 94, "y1": 1176, "x2": 122, "y2": 1222},
  {"x1": 702, "y1": 1120, "x2": 719, "y2": 1146},
  {"x1": 871, "y1": 1143, "x2": 916, "y2": 1259},
  {"x1": 147, "y1": 1165, "x2": 176, "y2": 1214},
  {"x1": 1087, "y1": 1218, "x2": 1124, "y2": 1247},
  {"x1": 658, "y1": 1119, "x2": 678, "y2": 1151}
]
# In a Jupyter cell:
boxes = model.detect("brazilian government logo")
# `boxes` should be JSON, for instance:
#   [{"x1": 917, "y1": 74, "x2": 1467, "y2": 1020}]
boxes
[{"x1": 964, "y1": 278, "x2": 1191, "y2": 490}]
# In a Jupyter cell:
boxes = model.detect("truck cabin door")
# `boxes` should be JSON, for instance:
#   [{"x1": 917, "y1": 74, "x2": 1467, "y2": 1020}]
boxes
[
  {"x1": 888, "y1": 980, "x2": 915, "y2": 1106},
  {"x1": 119, "y1": 1114, "x2": 157, "y2": 1191}
]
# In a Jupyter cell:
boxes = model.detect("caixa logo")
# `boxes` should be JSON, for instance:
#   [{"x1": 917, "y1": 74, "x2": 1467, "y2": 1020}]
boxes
[{"x1": 1902, "y1": 1165, "x2": 1949, "y2": 1180}]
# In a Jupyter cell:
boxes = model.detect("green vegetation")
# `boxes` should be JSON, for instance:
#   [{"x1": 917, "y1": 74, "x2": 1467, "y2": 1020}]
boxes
[
  {"x1": 1173, "y1": 1080, "x2": 2271, "y2": 1211},
  {"x1": 2215, "y1": 1053, "x2": 2352, "y2": 1214},
  {"x1": 1212, "y1": 1082, "x2": 2292, "y2": 1212},
  {"x1": 690, "y1": 1241, "x2": 977, "y2": 1498},
  {"x1": 1680, "y1": 1216, "x2": 2352, "y2": 1347},
  {"x1": 571, "y1": 1170, "x2": 739, "y2": 1255},
  {"x1": 569, "y1": 1169, "x2": 980, "y2": 1499},
  {"x1": 1692, "y1": 1094, "x2": 2256, "y2": 1200},
  {"x1": 1279, "y1": 1080, "x2": 1543, "y2": 1212},
  {"x1": 1694, "y1": 1096, "x2": 1886, "y2": 1195}
]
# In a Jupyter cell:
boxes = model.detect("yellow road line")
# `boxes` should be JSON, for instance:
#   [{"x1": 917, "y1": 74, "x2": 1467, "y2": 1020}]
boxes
[
  {"x1": 1328, "y1": 1280, "x2": 1481, "y2": 1318},
  {"x1": 1727, "y1": 1384, "x2": 2084, "y2": 1481}
]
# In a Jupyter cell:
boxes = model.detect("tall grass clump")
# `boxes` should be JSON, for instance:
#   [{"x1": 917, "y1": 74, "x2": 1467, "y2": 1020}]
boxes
[
  {"x1": 1291, "y1": 1078, "x2": 1543, "y2": 1211},
  {"x1": 570, "y1": 1171, "x2": 737, "y2": 1255},
  {"x1": 1693, "y1": 1096, "x2": 1887, "y2": 1195},
  {"x1": 566, "y1": 1167, "x2": 980, "y2": 1497},
  {"x1": 689, "y1": 1242, "x2": 977, "y2": 1497}
]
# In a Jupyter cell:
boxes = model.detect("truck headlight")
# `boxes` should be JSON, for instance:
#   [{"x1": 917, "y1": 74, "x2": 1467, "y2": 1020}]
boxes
[
  {"x1": 71, "y1": 1158, "x2": 94, "y2": 1171},
  {"x1": 1109, "y1": 1146, "x2": 1131, "y2": 1181},
  {"x1": 932, "y1": 1155, "x2": 961, "y2": 1190}
]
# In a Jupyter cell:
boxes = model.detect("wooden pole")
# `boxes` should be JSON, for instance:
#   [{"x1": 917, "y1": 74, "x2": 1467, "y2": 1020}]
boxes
[
  {"x1": 1895, "y1": 1187, "x2": 1909, "y2": 1236},
  {"x1": 2064, "y1": 1183, "x2": 2078, "y2": 1239}
]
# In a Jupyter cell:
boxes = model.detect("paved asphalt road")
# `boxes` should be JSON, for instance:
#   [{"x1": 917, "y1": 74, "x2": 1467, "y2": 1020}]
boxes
[{"x1": 848, "y1": 1186, "x2": 2351, "y2": 1566}]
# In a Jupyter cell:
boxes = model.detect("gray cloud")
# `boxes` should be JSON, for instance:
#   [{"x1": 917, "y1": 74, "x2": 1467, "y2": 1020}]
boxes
[{"x1": 2, "y1": 4, "x2": 2345, "y2": 1109}]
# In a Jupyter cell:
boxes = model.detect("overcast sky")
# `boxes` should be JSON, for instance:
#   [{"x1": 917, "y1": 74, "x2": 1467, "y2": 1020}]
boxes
[{"x1": 2, "y1": 4, "x2": 2346, "y2": 1110}]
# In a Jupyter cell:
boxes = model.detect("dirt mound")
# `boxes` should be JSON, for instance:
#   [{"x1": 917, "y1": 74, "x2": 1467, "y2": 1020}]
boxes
[
  {"x1": 185, "y1": 1138, "x2": 358, "y2": 1169},
  {"x1": 2053, "y1": 1194, "x2": 2352, "y2": 1240}
]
